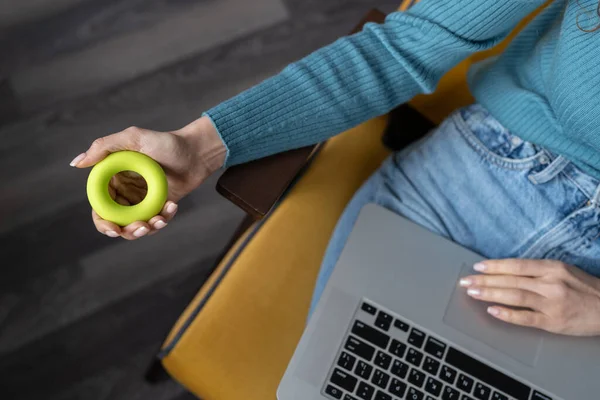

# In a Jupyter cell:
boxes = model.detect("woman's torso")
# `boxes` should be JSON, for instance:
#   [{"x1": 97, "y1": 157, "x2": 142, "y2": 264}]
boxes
[{"x1": 468, "y1": 0, "x2": 600, "y2": 178}]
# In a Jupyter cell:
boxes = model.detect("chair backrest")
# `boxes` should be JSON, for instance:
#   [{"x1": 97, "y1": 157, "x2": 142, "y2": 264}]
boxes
[{"x1": 398, "y1": 0, "x2": 550, "y2": 123}]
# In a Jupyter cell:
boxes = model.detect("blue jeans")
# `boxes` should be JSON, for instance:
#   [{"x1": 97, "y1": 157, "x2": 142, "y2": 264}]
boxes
[{"x1": 310, "y1": 104, "x2": 600, "y2": 314}]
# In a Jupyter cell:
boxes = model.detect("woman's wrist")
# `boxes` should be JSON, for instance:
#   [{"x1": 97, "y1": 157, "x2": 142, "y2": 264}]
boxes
[{"x1": 177, "y1": 115, "x2": 227, "y2": 174}]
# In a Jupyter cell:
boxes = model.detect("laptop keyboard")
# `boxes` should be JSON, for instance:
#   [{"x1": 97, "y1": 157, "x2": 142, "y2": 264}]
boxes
[{"x1": 323, "y1": 301, "x2": 553, "y2": 400}]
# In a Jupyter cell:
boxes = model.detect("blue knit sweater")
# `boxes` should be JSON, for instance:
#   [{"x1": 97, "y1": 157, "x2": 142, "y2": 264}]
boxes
[{"x1": 206, "y1": 0, "x2": 600, "y2": 178}]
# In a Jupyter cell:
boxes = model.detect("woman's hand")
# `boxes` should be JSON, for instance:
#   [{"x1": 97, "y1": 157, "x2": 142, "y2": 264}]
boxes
[
  {"x1": 70, "y1": 116, "x2": 226, "y2": 240},
  {"x1": 460, "y1": 259, "x2": 600, "y2": 336}
]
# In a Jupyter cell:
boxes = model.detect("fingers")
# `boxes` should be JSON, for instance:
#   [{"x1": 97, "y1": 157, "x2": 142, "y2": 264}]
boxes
[
  {"x1": 120, "y1": 221, "x2": 152, "y2": 240},
  {"x1": 159, "y1": 201, "x2": 178, "y2": 223},
  {"x1": 143, "y1": 201, "x2": 177, "y2": 236},
  {"x1": 486, "y1": 306, "x2": 548, "y2": 329},
  {"x1": 148, "y1": 215, "x2": 168, "y2": 231},
  {"x1": 71, "y1": 127, "x2": 144, "y2": 168},
  {"x1": 92, "y1": 214, "x2": 168, "y2": 240},
  {"x1": 92, "y1": 210, "x2": 122, "y2": 238},
  {"x1": 460, "y1": 274, "x2": 549, "y2": 296},
  {"x1": 91, "y1": 201, "x2": 176, "y2": 239},
  {"x1": 466, "y1": 286, "x2": 545, "y2": 309},
  {"x1": 474, "y1": 259, "x2": 551, "y2": 277},
  {"x1": 93, "y1": 210, "x2": 150, "y2": 240}
]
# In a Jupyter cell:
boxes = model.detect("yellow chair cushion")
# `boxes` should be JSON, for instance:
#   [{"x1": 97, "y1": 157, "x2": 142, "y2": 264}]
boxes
[{"x1": 161, "y1": 1, "x2": 550, "y2": 399}]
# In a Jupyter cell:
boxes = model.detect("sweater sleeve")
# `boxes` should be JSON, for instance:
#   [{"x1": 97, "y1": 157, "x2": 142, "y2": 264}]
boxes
[{"x1": 205, "y1": 0, "x2": 545, "y2": 166}]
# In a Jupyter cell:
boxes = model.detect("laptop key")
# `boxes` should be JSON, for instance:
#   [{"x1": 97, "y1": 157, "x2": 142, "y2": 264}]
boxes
[
  {"x1": 457, "y1": 374, "x2": 474, "y2": 393},
  {"x1": 375, "y1": 311, "x2": 393, "y2": 331},
  {"x1": 473, "y1": 382, "x2": 491, "y2": 400},
  {"x1": 406, "y1": 348, "x2": 424, "y2": 367},
  {"x1": 374, "y1": 390, "x2": 392, "y2": 400},
  {"x1": 389, "y1": 378, "x2": 407, "y2": 397},
  {"x1": 407, "y1": 387, "x2": 425, "y2": 400},
  {"x1": 338, "y1": 352, "x2": 357, "y2": 372},
  {"x1": 408, "y1": 368, "x2": 426, "y2": 388},
  {"x1": 331, "y1": 368, "x2": 358, "y2": 393},
  {"x1": 492, "y1": 392, "x2": 508, "y2": 400},
  {"x1": 345, "y1": 336, "x2": 376, "y2": 361},
  {"x1": 424, "y1": 376, "x2": 443, "y2": 397},
  {"x1": 394, "y1": 318, "x2": 410, "y2": 332},
  {"x1": 439, "y1": 365, "x2": 457, "y2": 385},
  {"x1": 389, "y1": 339, "x2": 407, "y2": 358},
  {"x1": 391, "y1": 359, "x2": 409, "y2": 379},
  {"x1": 325, "y1": 384, "x2": 343, "y2": 399},
  {"x1": 344, "y1": 395, "x2": 360, "y2": 400},
  {"x1": 361, "y1": 302, "x2": 377, "y2": 315},
  {"x1": 355, "y1": 360, "x2": 373, "y2": 380},
  {"x1": 462, "y1": 396, "x2": 476, "y2": 400},
  {"x1": 374, "y1": 351, "x2": 392, "y2": 370},
  {"x1": 445, "y1": 348, "x2": 531, "y2": 400},
  {"x1": 371, "y1": 369, "x2": 390, "y2": 390},
  {"x1": 408, "y1": 328, "x2": 426, "y2": 348},
  {"x1": 352, "y1": 321, "x2": 391, "y2": 349},
  {"x1": 423, "y1": 356, "x2": 440, "y2": 375},
  {"x1": 424, "y1": 336, "x2": 447, "y2": 359},
  {"x1": 442, "y1": 386, "x2": 460, "y2": 400},
  {"x1": 357, "y1": 381, "x2": 376, "y2": 400}
]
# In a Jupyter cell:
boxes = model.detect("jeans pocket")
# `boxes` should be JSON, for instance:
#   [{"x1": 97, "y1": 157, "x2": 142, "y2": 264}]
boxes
[{"x1": 454, "y1": 105, "x2": 545, "y2": 170}]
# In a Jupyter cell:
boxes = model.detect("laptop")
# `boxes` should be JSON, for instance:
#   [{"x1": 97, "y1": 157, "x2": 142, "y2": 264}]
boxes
[{"x1": 278, "y1": 204, "x2": 600, "y2": 400}]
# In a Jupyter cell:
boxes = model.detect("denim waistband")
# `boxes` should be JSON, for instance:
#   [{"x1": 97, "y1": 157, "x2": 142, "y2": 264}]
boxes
[{"x1": 531, "y1": 148, "x2": 600, "y2": 204}]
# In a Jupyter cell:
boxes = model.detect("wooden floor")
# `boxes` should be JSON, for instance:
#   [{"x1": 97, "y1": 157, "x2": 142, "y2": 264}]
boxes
[{"x1": 0, "y1": 1, "x2": 398, "y2": 399}]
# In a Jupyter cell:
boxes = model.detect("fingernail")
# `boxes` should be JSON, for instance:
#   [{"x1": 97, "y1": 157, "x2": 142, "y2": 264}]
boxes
[
  {"x1": 70, "y1": 153, "x2": 86, "y2": 167},
  {"x1": 487, "y1": 306, "x2": 500, "y2": 316},
  {"x1": 105, "y1": 230, "x2": 119, "y2": 238},
  {"x1": 133, "y1": 227, "x2": 149, "y2": 237},
  {"x1": 154, "y1": 220, "x2": 167, "y2": 230},
  {"x1": 459, "y1": 278, "x2": 472, "y2": 287},
  {"x1": 473, "y1": 262, "x2": 487, "y2": 272},
  {"x1": 166, "y1": 203, "x2": 178, "y2": 214},
  {"x1": 467, "y1": 288, "x2": 480, "y2": 296}
]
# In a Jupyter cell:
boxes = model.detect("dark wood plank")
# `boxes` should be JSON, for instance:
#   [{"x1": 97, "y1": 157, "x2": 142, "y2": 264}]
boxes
[
  {"x1": 0, "y1": 260, "x2": 215, "y2": 400},
  {"x1": 1, "y1": 0, "x2": 201, "y2": 71},
  {"x1": 0, "y1": 78, "x2": 19, "y2": 125},
  {"x1": 0, "y1": 0, "x2": 88, "y2": 28},
  {"x1": 6, "y1": 0, "x2": 289, "y2": 111}
]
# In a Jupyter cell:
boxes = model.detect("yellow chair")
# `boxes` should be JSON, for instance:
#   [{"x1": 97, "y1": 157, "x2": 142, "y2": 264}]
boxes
[{"x1": 157, "y1": 2, "x2": 549, "y2": 399}]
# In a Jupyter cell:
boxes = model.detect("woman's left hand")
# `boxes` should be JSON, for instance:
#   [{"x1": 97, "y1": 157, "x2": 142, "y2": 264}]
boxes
[{"x1": 460, "y1": 259, "x2": 600, "y2": 336}]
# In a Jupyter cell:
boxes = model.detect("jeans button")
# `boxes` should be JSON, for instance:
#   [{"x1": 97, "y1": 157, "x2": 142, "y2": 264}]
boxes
[
  {"x1": 511, "y1": 136, "x2": 522, "y2": 146},
  {"x1": 539, "y1": 155, "x2": 550, "y2": 164}
]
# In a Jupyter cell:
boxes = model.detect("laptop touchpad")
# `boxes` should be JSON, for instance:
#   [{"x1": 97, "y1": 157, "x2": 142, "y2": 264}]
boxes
[{"x1": 443, "y1": 264, "x2": 543, "y2": 367}]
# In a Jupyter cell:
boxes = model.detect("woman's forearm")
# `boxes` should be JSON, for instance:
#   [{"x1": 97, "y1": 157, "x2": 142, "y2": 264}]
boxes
[{"x1": 206, "y1": 0, "x2": 545, "y2": 167}]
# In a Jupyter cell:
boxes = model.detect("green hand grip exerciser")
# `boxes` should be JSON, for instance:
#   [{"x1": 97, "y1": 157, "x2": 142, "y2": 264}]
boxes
[{"x1": 86, "y1": 151, "x2": 168, "y2": 226}]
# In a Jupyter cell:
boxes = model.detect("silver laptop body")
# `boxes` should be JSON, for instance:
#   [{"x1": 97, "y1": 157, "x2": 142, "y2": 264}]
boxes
[{"x1": 278, "y1": 204, "x2": 600, "y2": 400}]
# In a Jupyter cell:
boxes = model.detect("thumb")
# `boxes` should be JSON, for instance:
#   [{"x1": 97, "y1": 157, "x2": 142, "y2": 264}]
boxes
[{"x1": 71, "y1": 127, "x2": 142, "y2": 168}]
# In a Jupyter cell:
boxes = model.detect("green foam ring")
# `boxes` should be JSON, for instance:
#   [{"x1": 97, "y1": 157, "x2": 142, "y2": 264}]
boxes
[{"x1": 86, "y1": 151, "x2": 168, "y2": 226}]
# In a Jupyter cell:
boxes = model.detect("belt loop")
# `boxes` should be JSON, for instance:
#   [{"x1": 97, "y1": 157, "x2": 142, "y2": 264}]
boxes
[{"x1": 528, "y1": 155, "x2": 570, "y2": 185}]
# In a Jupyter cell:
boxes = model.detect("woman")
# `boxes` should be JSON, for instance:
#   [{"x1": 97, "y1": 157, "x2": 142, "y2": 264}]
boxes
[{"x1": 70, "y1": 0, "x2": 600, "y2": 336}]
